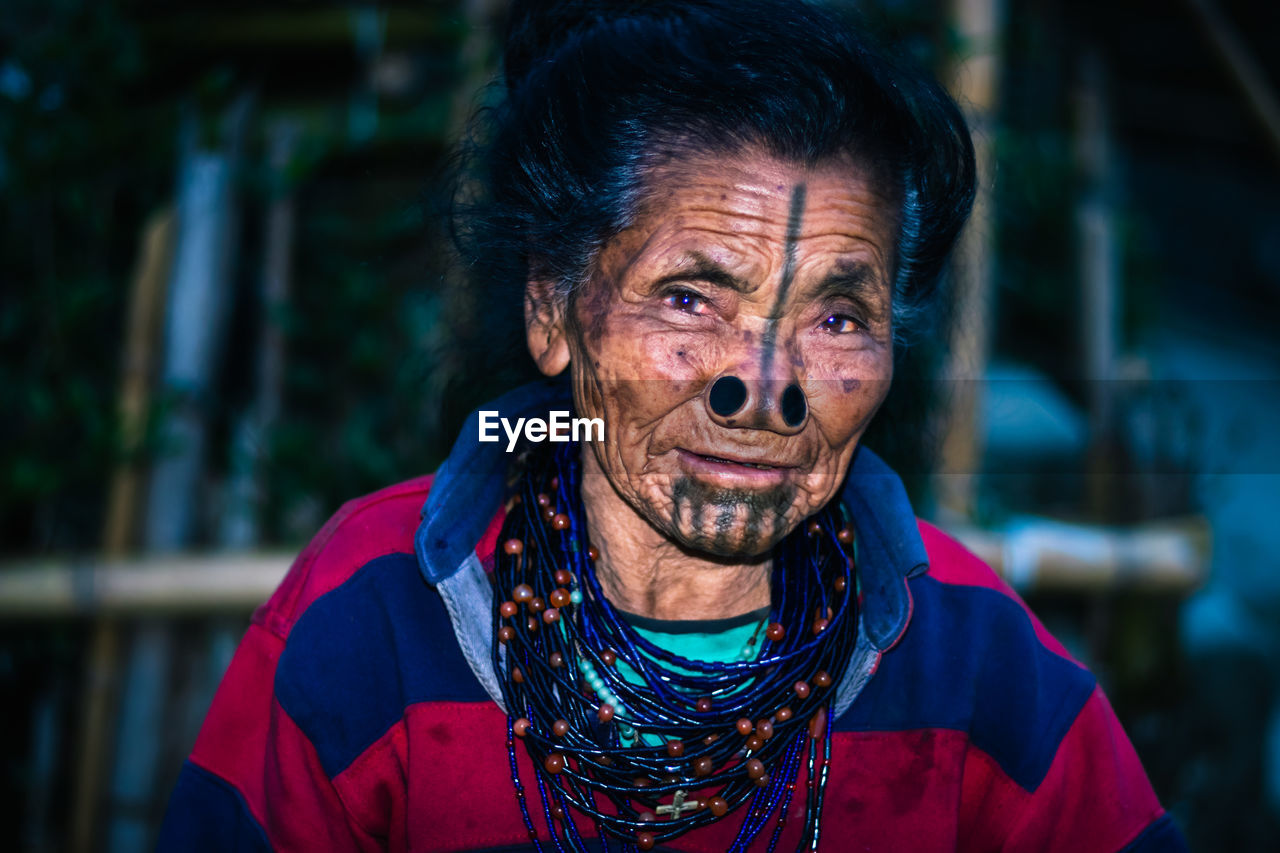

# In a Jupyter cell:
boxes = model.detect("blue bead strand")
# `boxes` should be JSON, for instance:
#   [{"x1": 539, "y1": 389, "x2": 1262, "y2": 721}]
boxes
[
  {"x1": 507, "y1": 716, "x2": 547, "y2": 852},
  {"x1": 492, "y1": 440, "x2": 859, "y2": 850}
]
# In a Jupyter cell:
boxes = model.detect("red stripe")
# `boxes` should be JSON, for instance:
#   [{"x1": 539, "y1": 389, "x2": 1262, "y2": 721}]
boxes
[
  {"x1": 397, "y1": 702, "x2": 546, "y2": 850},
  {"x1": 263, "y1": 695, "x2": 380, "y2": 851},
  {"x1": 188, "y1": 623, "x2": 280, "y2": 835},
  {"x1": 188, "y1": 623, "x2": 378, "y2": 851},
  {"x1": 1006, "y1": 687, "x2": 1164, "y2": 851},
  {"x1": 254, "y1": 475, "x2": 434, "y2": 640},
  {"x1": 332, "y1": 718, "x2": 410, "y2": 852},
  {"x1": 317, "y1": 696, "x2": 1162, "y2": 852},
  {"x1": 959, "y1": 687, "x2": 1164, "y2": 852},
  {"x1": 369, "y1": 704, "x2": 985, "y2": 851},
  {"x1": 821, "y1": 729, "x2": 966, "y2": 851},
  {"x1": 660, "y1": 729, "x2": 966, "y2": 851},
  {"x1": 918, "y1": 519, "x2": 1080, "y2": 664},
  {"x1": 958, "y1": 738, "x2": 1034, "y2": 849},
  {"x1": 384, "y1": 702, "x2": 812, "y2": 852}
]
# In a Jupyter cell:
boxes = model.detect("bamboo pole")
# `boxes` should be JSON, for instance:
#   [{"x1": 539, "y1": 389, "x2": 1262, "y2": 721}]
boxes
[
  {"x1": 945, "y1": 516, "x2": 1210, "y2": 593},
  {"x1": 104, "y1": 95, "x2": 253, "y2": 853},
  {"x1": 102, "y1": 209, "x2": 175, "y2": 556},
  {"x1": 71, "y1": 207, "x2": 175, "y2": 853},
  {"x1": 69, "y1": 625, "x2": 120, "y2": 853},
  {"x1": 0, "y1": 553, "x2": 292, "y2": 617},
  {"x1": 934, "y1": 0, "x2": 1004, "y2": 520},
  {"x1": 0, "y1": 519, "x2": 1210, "y2": 616}
]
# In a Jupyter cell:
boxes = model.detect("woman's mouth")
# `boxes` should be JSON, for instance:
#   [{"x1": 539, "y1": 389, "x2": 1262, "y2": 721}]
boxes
[
  {"x1": 676, "y1": 448, "x2": 797, "y2": 483},
  {"x1": 692, "y1": 453, "x2": 777, "y2": 469}
]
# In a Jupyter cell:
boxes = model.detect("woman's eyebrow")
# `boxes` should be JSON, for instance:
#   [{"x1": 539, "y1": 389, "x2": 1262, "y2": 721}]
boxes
[
  {"x1": 652, "y1": 251, "x2": 755, "y2": 293},
  {"x1": 810, "y1": 261, "x2": 885, "y2": 302}
]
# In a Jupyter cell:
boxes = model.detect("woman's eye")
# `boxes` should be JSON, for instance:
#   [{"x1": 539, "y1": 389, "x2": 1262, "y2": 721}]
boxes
[
  {"x1": 821, "y1": 313, "x2": 863, "y2": 334},
  {"x1": 664, "y1": 289, "x2": 708, "y2": 314}
]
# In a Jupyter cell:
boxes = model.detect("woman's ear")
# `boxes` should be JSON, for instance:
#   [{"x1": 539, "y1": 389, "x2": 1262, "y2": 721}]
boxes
[{"x1": 524, "y1": 278, "x2": 571, "y2": 376}]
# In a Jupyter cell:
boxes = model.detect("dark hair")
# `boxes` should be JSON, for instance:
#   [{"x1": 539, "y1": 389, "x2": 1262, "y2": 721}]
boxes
[{"x1": 449, "y1": 0, "x2": 974, "y2": 364}]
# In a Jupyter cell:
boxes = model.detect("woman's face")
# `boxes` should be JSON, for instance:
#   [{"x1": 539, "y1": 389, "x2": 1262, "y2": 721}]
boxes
[{"x1": 531, "y1": 148, "x2": 898, "y2": 557}]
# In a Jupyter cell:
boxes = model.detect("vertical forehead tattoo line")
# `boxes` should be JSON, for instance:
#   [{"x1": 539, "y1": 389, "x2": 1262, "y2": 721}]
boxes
[{"x1": 760, "y1": 183, "x2": 808, "y2": 381}]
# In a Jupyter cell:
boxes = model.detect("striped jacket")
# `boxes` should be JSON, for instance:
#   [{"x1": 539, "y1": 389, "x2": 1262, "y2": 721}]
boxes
[{"x1": 158, "y1": 381, "x2": 1184, "y2": 851}]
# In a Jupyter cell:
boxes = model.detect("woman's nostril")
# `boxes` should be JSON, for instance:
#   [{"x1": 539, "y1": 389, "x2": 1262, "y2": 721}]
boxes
[
  {"x1": 781, "y1": 383, "x2": 807, "y2": 427},
  {"x1": 708, "y1": 375, "x2": 748, "y2": 417}
]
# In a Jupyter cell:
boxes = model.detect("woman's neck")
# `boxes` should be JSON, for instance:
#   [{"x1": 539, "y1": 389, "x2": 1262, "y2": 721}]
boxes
[{"x1": 578, "y1": 449, "x2": 772, "y2": 622}]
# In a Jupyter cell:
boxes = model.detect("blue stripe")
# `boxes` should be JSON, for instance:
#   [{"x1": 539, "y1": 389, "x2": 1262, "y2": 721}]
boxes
[
  {"x1": 1121, "y1": 815, "x2": 1189, "y2": 852},
  {"x1": 156, "y1": 760, "x2": 271, "y2": 852},
  {"x1": 833, "y1": 575, "x2": 1096, "y2": 791},
  {"x1": 274, "y1": 553, "x2": 490, "y2": 779}
]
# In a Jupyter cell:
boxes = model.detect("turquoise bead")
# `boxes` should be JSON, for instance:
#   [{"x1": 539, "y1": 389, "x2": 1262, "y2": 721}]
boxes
[{"x1": 570, "y1": 589, "x2": 583, "y2": 605}]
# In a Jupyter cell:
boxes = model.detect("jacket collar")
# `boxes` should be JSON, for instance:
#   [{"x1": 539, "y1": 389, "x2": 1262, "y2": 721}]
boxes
[{"x1": 415, "y1": 379, "x2": 925, "y2": 653}]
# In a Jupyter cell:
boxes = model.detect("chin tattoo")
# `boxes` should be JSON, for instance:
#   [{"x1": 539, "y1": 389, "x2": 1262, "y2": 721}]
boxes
[{"x1": 663, "y1": 475, "x2": 798, "y2": 556}]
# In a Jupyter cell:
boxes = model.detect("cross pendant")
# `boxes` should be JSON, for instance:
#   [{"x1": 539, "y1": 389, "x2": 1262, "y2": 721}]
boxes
[{"x1": 656, "y1": 789, "x2": 699, "y2": 820}]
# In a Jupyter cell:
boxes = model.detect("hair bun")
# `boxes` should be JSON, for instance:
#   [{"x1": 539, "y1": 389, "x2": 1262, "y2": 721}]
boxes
[
  {"x1": 502, "y1": 0, "x2": 706, "y2": 89},
  {"x1": 503, "y1": 0, "x2": 603, "y2": 89}
]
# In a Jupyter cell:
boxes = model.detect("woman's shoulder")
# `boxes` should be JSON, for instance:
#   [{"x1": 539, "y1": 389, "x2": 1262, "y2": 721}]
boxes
[
  {"x1": 843, "y1": 518, "x2": 1099, "y2": 789},
  {"x1": 826, "y1": 520, "x2": 1110, "y2": 833},
  {"x1": 262, "y1": 473, "x2": 492, "y2": 771},
  {"x1": 915, "y1": 518, "x2": 1078, "y2": 662},
  {"x1": 253, "y1": 473, "x2": 437, "y2": 641}
]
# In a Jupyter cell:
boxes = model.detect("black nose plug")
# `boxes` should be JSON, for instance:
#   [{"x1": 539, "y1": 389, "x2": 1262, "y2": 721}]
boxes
[
  {"x1": 781, "y1": 383, "x2": 807, "y2": 427},
  {"x1": 709, "y1": 376, "x2": 808, "y2": 427},
  {"x1": 708, "y1": 375, "x2": 748, "y2": 417}
]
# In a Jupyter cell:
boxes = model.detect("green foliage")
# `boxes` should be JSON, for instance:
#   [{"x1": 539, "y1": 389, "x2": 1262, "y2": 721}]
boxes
[
  {"x1": 0, "y1": 1, "x2": 470, "y2": 551},
  {"x1": 262, "y1": 164, "x2": 459, "y2": 542},
  {"x1": 0, "y1": 0, "x2": 173, "y2": 551}
]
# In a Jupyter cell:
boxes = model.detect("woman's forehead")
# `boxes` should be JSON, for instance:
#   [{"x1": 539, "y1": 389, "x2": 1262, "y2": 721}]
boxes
[
  {"x1": 643, "y1": 149, "x2": 890, "y2": 219},
  {"x1": 608, "y1": 150, "x2": 898, "y2": 284}
]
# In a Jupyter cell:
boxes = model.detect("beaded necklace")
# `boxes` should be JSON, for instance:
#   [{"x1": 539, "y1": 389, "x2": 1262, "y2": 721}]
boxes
[{"x1": 492, "y1": 442, "x2": 859, "y2": 851}]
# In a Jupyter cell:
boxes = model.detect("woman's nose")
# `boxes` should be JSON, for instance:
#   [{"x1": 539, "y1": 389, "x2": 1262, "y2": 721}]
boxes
[{"x1": 705, "y1": 373, "x2": 808, "y2": 434}]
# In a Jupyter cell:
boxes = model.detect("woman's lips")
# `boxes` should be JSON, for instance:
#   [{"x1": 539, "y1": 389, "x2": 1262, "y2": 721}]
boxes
[{"x1": 675, "y1": 448, "x2": 796, "y2": 485}]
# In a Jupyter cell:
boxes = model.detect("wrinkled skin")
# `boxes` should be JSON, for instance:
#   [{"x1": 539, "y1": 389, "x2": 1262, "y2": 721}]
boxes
[{"x1": 526, "y1": 147, "x2": 897, "y2": 619}]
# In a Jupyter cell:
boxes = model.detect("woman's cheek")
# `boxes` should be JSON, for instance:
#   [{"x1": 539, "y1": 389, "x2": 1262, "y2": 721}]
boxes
[{"x1": 625, "y1": 325, "x2": 719, "y2": 383}]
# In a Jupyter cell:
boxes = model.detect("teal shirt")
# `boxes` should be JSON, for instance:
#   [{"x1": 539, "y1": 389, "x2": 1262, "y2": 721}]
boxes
[
  {"x1": 622, "y1": 607, "x2": 770, "y2": 667},
  {"x1": 608, "y1": 607, "x2": 770, "y2": 746}
]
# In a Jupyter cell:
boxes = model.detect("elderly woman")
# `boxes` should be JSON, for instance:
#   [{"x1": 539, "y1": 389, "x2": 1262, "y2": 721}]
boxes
[{"x1": 160, "y1": 1, "x2": 1183, "y2": 851}]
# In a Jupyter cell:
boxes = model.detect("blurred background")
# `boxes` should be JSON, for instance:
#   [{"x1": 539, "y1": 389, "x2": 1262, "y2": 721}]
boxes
[{"x1": 1, "y1": 0, "x2": 1277, "y2": 850}]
